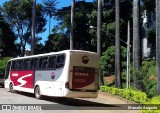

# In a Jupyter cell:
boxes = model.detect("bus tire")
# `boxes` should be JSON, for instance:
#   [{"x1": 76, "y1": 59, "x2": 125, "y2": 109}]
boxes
[
  {"x1": 34, "y1": 86, "x2": 42, "y2": 100},
  {"x1": 9, "y1": 83, "x2": 15, "y2": 93},
  {"x1": 1, "y1": 84, "x2": 4, "y2": 88}
]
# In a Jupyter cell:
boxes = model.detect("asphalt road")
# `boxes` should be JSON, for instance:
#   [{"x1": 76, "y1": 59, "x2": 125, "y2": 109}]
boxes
[{"x1": 0, "y1": 87, "x2": 140, "y2": 113}]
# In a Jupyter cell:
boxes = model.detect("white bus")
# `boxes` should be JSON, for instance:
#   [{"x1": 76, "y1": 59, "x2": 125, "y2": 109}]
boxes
[{"x1": 4, "y1": 50, "x2": 99, "y2": 99}]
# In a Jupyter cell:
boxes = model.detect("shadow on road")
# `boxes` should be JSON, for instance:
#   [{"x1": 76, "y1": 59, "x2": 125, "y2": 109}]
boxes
[
  {"x1": 44, "y1": 96, "x2": 118, "y2": 107},
  {"x1": 14, "y1": 91, "x2": 120, "y2": 109}
]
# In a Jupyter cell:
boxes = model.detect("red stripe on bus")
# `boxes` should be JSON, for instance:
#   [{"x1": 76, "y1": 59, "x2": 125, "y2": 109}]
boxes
[{"x1": 10, "y1": 70, "x2": 34, "y2": 88}]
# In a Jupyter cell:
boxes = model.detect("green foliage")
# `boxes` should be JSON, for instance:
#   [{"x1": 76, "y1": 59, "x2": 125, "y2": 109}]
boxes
[
  {"x1": 1, "y1": 0, "x2": 46, "y2": 56},
  {"x1": 0, "y1": 57, "x2": 11, "y2": 68},
  {"x1": 0, "y1": 14, "x2": 17, "y2": 57},
  {"x1": 145, "y1": 80, "x2": 157, "y2": 98},
  {"x1": 134, "y1": 60, "x2": 157, "y2": 98},
  {"x1": 100, "y1": 46, "x2": 127, "y2": 77},
  {"x1": 100, "y1": 86, "x2": 148, "y2": 104},
  {"x1": 141, "y1": 96, "x2": 160, "y2": 113},
  {"x1": 0, "y1": 57, "x2": 11, "y2": 74},
  {"x1": 101, "y1": 86, "x2": 160, "y2": 113},
  {"x1": 100, "y1": 46, "x2": 115, "y2": 76},
  {"x1": 54, "y1": 1, "x2": 132, "y2": 52},
  {"x1": 42, "y1": 0, "x2": 58, "y2": 18},
  {"x1": 55, "y1": 1, "x2": 96, "y2": 51},
  {"x1": 43, "y1": 33, "x2": 69, "y2": 52}
]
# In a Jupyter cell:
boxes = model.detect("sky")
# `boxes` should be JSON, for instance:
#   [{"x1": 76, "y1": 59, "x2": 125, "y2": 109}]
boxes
[{"x1": 0, "y1": 0, "x2": 94, "y2": 50}]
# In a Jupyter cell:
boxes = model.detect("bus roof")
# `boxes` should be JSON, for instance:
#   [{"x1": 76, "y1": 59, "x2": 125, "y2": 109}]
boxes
[{"x1": 9, "y1": 50, "x2": 98, "y2": 61}]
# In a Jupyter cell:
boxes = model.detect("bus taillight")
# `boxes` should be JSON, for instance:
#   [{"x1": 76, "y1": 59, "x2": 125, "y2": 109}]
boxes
[{"x1": 65, "y1": 81, "x2": 69, "y2": 89}]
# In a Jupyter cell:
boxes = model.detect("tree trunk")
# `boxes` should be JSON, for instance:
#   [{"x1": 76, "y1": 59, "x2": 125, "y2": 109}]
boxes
[
  {"x1": 115, "y1": 0, "x2": 121, "y2": 88},
  {"x1": 97, "y1": 0, "x2": 101, "y2": 56},
  {"x1": 70, "y1": 0, "x2": 75, "y2": 50},
  {"x1": 156, "y1": 0, "x2": 160, "y2": 94},
  {"x1": 133, "y1": 0, "x2": 141, "y2": 90},
  {"x1": 31, "y1": 0, "x2": 36, "y2": 55},
  {"x1": 97, "y1": 0, "x2": 104, "y2": 86}
]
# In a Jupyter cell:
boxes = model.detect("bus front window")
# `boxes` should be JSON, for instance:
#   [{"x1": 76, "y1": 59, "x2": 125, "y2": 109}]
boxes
[{"x1": 4, "y1": 61, "x2": 11, "y2": 79}]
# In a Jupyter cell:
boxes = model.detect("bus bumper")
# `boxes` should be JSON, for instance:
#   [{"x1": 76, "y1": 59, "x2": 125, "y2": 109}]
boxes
[{"x1": 65, "y1": 90, "x2": 99, "y2": 98}]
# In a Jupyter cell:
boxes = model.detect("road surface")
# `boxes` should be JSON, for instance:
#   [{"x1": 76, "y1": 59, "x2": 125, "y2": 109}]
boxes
[{"x1": 0, "y1": 88, "x2": 140, "y2": 113}]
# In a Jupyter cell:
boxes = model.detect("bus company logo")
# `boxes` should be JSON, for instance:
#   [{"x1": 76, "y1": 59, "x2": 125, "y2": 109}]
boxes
[
  {"x1": 17, "y1": 74, "x2": 32, "y2": 87},
  {"x1": 51, "y1": 72, "x2": 55, "y2": 79},
  {"x1": 82, "y1": 56, "x2": 89, "y2": 64},
  {"x1": 12, "y1": 73, "x2": 18, "y2": 77}
]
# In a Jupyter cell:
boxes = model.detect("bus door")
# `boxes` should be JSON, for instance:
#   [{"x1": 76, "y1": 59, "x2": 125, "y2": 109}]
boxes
[{"x1": 4, "y1": 61, "x2": 11, "y2": 88}]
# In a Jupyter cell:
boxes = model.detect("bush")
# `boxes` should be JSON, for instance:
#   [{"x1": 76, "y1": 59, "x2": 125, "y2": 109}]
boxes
[
  {"x1": 141, "y1": 96, "x2": 160, "y2": 113},
  {"x1": 100, "y1": 86, "x2": 148, "y2": 104},
  {"x1": 133, "y1": 60, "x2": 157, "y2": 98},
  {"x1": 100, "y1": 86, "x2": 160, "y2": 113}
]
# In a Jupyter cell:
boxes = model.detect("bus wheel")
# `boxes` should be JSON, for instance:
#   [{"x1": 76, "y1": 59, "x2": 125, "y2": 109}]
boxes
[
  {"x1": 35, "y1": 86, "x2": 42, "y2": 99},
  {"x1": 9, "y1": 83, "x2": 14, "y2": 93},
  {"x1": 1, "y1": 84, "x2": 4, "y2": 88}
]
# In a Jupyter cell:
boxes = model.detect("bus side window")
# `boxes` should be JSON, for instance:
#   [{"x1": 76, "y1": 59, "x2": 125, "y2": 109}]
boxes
[
  {"x1": 39, "y1": 58, "x2": 43, "y2": 69},
  {"x1": 48, "y1": 56, "x2": 56, "y2": 70},
  {"x1": 14, "y1": 61, "x2": 19, "y2": 70},
  {"x1": 60, "y1": 55, "x2": 65, "y2": 64},
  {"x1": 19, "y1": 60, "x2": 24, "y2": 70},
  {"x1": 56, "y1": 54, "x2": 65, "y2": 69},
  {"x1": 56, "y1": 55, "x2": 60, "y2": 69},
  {"x1": 34, "y1": 58, "x2": 39, "y2": 69},
  {"x1": 30, "y1": 59, "x2": 34, "y2": 69},
  {"x1": 53, "y1": 56, "x2": 56, "y2": 69},
  {"x1": 5, "y1": 61, "x2": 11, "y2": 79},
  {"x1": 48, "y1": 57, "x2": 53, "y2": 69},
  {"x1": 24, "y1": 59, "x2": 30, "y2": 70},
  {"x1": 11, "y1": 61, "x2": 16, "y2": 70},
  {"x1": 41, "y1": 57, "x2": 48, "y2": 69},
  {"x1": 23, "y1": 60, "x2": 27, "y2": 69}
]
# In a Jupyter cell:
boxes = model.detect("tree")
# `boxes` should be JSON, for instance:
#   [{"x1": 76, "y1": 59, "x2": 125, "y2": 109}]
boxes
[
  {"x1": 97, "y1": 0, "x2": 104, "y2": 86},
  {"x1": 54, "y1": 1, "x2": 132, "y2": 52},
  {"x1": 34, "y1": 43, "x2": 45, "y2": 54},
  {"x1": 100, "y1": 46, "x2": 127, "y2": 77},
  {"x1": 156, "y1": 0, "x2": 160, "y2": 94},
  {"x1": 0, "y1": 13, "x2": 17, "y2": 57},
  {"x1": 70, "y1": 0, "x2": 75, "y2": 50},
  {"x1": 1, "y1": 0, "x2": 46, "y2": 56},
  {"x1": 43, "y1": 0, "x2": 58, "y2": 35},
  {"x1": 55, "y1": 1, "x2": 96, "y2": 51},
  {"x1": 31, "y1": 0, "x2": 36, "y2": 55},
  {"x1": 133, "y1": 0, "x2": 141, "y2": 90},
  {"x1": 97, "y1": 0, "x2": 101, "y2": 56},
  {"x1": 44, "y1": 32, "x2": 69, "y2": 53},
  {"x1": 115, "y1": 0, "x2": 121, "y2": 88}
]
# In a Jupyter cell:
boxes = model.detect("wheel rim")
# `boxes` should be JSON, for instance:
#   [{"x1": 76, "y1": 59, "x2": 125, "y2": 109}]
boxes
[
  {"x1": 35, "y1": 87, "x2": 40, "y2": 98},
  {"x1": 10, "y1": 83, "x2": 13, "y2": 92}
]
